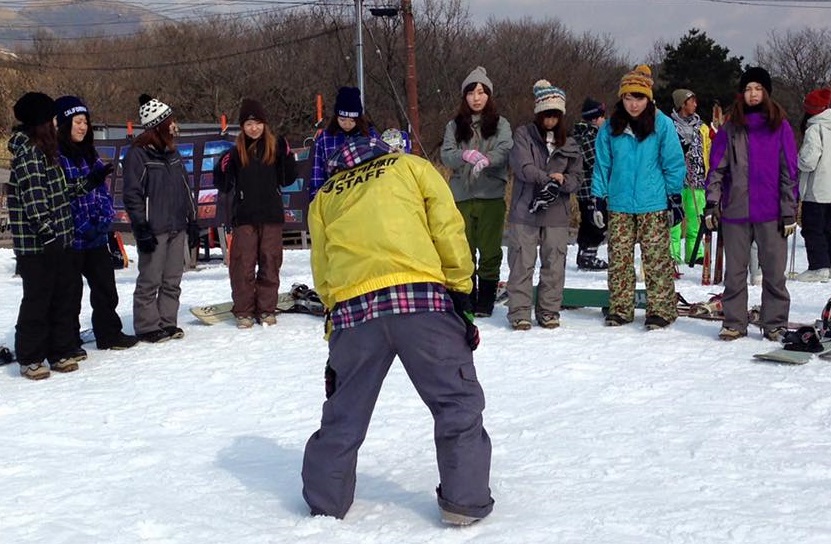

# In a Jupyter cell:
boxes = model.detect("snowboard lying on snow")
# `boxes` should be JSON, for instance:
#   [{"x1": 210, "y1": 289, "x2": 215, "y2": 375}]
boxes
[
  {"x1": 190, "y1": 284, "x2": 325, "y2": 325},
  {"x1": 753, "y1": 341, "x2": 831, "y2": 365},
  {"x1": 497, "y1": 284, "x2": 648, "y2": 311}
]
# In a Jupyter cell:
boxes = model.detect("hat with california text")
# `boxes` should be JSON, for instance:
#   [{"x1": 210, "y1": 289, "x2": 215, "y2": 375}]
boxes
[
  {"x1": 55, "y1": 95, "x2": 89, "y2": 127},
  {"x1": 335, "y1": 87, "x2": 363, "y2": 118}
]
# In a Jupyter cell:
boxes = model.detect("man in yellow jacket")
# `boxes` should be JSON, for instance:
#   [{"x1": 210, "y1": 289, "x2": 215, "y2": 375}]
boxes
[{"x1": 301, "y1": 136, "x2": 494, "y2": 526}]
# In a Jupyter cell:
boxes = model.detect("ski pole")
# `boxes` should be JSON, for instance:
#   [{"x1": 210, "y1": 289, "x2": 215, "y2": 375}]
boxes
[
  {"x1": 688, "y1": 216, "x2": 705, "y2": 268},
  {"x1": 787, "y1": 229, "x2": 797, "y2": 279}
]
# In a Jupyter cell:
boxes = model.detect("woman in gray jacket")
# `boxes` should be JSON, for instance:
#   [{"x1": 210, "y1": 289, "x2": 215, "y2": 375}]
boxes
[
  {"x1": 506, "y1": 80, "x2": 582, "y2": 330},
  {"x1": 441, "y1": 66, "x2": 513, "y2": 317},
  {"x1": 123, "y1": 94, "x2": 198, "y2": 344}
]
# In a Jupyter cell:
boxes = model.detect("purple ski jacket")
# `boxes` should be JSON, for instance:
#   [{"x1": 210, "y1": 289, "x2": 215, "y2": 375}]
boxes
[{"x1": 706, "y1": 112, "x2": 798, "y2": 224}]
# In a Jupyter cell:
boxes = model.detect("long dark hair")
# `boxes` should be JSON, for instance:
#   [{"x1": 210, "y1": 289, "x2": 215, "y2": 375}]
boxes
[
  {"x1": 324, "y1": 115, "x2": 371, "y2": 137},
  {"x1": 57, "y1": 114, "x2": 98, "y2": 167},
  {"x1": 453, "y1": 82, "x2": 500, "y2": 143},
  {"x1": 534, "y1": 111, "x2": 567, "y2": 148},
  {"x1": 235, "y1": 124, "x2": 278, "y2": 168},
  {"x1": 132, "y1": 117, "x2": 176, "y2": 152},
  {"x1": 729, "y1": 88, "x2": 787, "y2": 131},
  {"x1": 24, "y1": 122, "x2": 60, "y2": 165},
  {"x1": 609, "y1": 95, "x2": 656, "y2": 141}
]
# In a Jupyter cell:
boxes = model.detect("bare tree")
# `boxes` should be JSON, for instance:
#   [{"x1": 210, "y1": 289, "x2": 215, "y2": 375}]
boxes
[{"x1": 756, "y1": 28, "x2": 831, "y2": 118}]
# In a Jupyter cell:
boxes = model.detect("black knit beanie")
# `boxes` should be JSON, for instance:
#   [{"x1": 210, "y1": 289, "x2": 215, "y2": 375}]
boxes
[{"x1": 739, "y1": 67, "x2": 772, "y2": 95}]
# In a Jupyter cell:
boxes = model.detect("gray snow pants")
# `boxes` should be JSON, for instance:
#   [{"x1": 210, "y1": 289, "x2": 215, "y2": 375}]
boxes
[
  {"x1": 721, "y1": 221, "x2": 790, "y2": 332},
  {"x1": 301, "y1": 311, "x2": 494, "y2": 520},
  {"x1": 505, "y1": 222, "x2": 569, "y2": 322},
  {"x1": 133, "y1": 230, "x2": 186, "y2": 335}
]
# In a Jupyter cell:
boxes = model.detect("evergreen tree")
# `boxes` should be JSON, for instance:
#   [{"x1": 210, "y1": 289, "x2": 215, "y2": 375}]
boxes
[{"x1": 655, "y1": 29, "x2": 743, "y2": 123}]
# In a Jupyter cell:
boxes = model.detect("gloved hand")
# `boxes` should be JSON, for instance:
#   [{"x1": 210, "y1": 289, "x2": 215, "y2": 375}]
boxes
[
  {"x1": 590, "y1": 197, "x2": 607, "y2": 229},
  {"x1": 471, "y1": 156, "x2": 490, "y2": 177},
  {"x1": 96, "y1": 221, "x2": 111, "y2": 236},
  {"x1": 447, "y1": 290, "x2": 480, "y2": 351},
  {"x1": 461, "y1": 149, "x2": 487, "y2": 165},
  {"x1": 81, "y1": 224, "x2": 99, "y2": 242},
  {"x1": 780, "y1": 216, "x2": 797, "y2": 237},
  {"x1": 84, "y1": 163, "x2": 115, "y2": 191},
  {"x1": 324, "y1": 360, "x2": 336, "y2": 399},
  {"x1": 187, "y1": 221, "x2": 201, "y2": 250},
  {"x1": 703, "y1": 201, "x2": 720, "y2": 231},
  {"x1": 528, "y1": 180, "x2": 560, "y2": 214},
  {"x1": 667, "y1": 194, "x2": 684, "y2": 227},
  {"x1": 134, "y1": 222, "x2": 158, "y2": 254},
  {"x1": 220, "y1": 152, "x2": 232, "y2": 173}
]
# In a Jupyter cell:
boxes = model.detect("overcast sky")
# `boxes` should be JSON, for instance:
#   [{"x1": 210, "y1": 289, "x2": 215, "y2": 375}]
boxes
[{"x1": 467, "y1": 0, "x2": 829, "y2": 62}]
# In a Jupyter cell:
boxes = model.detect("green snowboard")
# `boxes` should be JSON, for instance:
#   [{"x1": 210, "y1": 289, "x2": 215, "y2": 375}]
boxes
[
  {"x1": 497, "y1": 284, "x2": 648, "y2": 311},
  {"x1": 753, "y1": 340, "x2": 831, "y2": 365},
  {"x1": 562, "y1": 287, "x2": 648, "y2": 310}
]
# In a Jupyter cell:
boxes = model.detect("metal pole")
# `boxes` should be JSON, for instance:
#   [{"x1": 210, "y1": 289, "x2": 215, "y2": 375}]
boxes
[
  {"x1": 355, "y1": 0, "x2": 365, "y2": 105},
  {"x1": 401, "y1": 0, "x2": 422, "y2": 156}
]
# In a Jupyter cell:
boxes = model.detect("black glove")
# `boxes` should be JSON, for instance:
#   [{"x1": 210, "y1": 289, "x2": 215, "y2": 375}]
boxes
[
  {"x1": 590, "y1": 197, "x2": 607, "y2": 229},
  {"x1": 447, "y1": 290, "x2": 480, "y2": 351},
  {"x1": 667, "y1": 194, "x2": 684, "y2": 227},
  {"x1": 528, "y1": 180, "x2": 560, "y2": 214},
  {"x1": 703, "y1": 201, "x2": 719, "y2": 231},
  {"x1": 134, "y1": 222, "x2": 158, "y2": 254},
  {"x1": 187, "y1": 221, "x2": 201, "y2": 250},
  {"x1": 82, "y1": 225, "x2": 99, "y2": 242},
  {"x1": 84, "y1": 163, "x2": 115, "y2": 191}
]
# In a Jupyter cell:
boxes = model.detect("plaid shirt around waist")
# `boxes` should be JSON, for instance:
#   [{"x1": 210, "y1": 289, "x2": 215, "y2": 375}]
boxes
[{"x1": 331, "y1": 282, "x2": 454, "y2": 330}]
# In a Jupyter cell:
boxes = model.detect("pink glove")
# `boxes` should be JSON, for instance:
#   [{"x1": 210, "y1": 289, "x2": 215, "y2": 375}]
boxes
[
  {"x1": 471, "y1": 156, "x2": 490, "y2": 177},
  {"x1": 461, "y1": 149, "x2": 487, "y2": 165},
  {"x1": 220, "y1": 152, "x2": 231, "y2": 173}
]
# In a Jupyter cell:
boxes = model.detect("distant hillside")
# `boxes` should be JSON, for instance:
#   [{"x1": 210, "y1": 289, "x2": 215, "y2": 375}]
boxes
[{"x1": 0, "y1": 0, "x2": 168, "y2": 50}]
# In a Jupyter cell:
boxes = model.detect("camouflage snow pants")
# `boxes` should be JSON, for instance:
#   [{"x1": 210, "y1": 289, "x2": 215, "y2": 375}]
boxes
[{"x1": 607, "y1": 211, "x2": 677, "y2": 323}]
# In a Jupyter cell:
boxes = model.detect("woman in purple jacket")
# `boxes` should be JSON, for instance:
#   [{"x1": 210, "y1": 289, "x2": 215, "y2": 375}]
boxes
[
  {"x1": 704, "y1": 67, "x2": 798, "y2": 342},
  {"x1": 56, "y1": 96, "x2": 138, "y2": 352}
]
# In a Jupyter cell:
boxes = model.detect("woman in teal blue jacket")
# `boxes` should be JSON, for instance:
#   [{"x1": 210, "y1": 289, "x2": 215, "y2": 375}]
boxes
[{"x1": 591, "y1": 65, "x2": 686, "y2": 329}]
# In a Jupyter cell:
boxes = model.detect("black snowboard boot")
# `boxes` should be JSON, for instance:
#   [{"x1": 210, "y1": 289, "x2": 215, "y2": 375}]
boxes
[
  {"x1": 577, "y1": 246, "x2": 608, "y2": 271},
  {"x1": 474, "y1": 278, "x2": 498, "y2": 317}
]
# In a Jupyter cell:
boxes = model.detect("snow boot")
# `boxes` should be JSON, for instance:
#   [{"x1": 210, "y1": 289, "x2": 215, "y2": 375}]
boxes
[
  {"x1": 644, "y1": 314, "x2": 672, "y2": 330},
  {"x1": 577, "y1": 246, "x2": 608, "y2": 271},
  {"x1": 164, "y1": 326, "x2": 185, "y2": 339},
  {"x1": 537, "y1": 312, "x2": 560, "y2": 329},
  {"x1": 97, "y1": 332, "x2": 138, "y2": 350},
  {"x1": 474, "y1": 278, "x2": 497, "y2": 317},
  {"x1": 20, "y1": 361, "x2": 50, "y2": 380},
  {"x1": 259, "y1": 313, "x2": 277, "y2": 326}
]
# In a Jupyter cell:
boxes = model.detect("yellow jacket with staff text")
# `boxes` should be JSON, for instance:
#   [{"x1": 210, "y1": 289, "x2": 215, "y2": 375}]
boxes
[{"x1": 309, "y1": 153, "x2": 474, "y2": 309}]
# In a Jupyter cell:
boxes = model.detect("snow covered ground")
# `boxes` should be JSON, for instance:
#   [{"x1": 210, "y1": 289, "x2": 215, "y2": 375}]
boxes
[{"x1": 2, "y1": 239, "x2": 831, "y2": 543}]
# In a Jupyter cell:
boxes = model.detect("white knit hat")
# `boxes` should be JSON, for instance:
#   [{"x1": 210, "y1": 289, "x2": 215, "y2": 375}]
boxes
[
  {"x1": 533, "y1": 80, "x2": 566, "y2": 114},
  {"x1": 138, "y1": 93, "x2": 173, "y2": 129}
]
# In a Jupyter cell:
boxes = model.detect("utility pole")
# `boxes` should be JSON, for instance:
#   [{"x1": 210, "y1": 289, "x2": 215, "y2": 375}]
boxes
[
  {"x1": 401, "y1": 0, "x2": 422, "y2": 156},
  {"x1": 354, "y1": 0, "x2": 365, "y2": 105}
]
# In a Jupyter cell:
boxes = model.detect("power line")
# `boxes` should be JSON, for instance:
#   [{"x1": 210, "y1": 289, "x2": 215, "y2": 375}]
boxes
[
  {"x1": 698, "y1": 0, "x2": 831, "y2": 6},
  {"x1": 3, "y1": 26, "x2": 341, "y2": 71}
]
